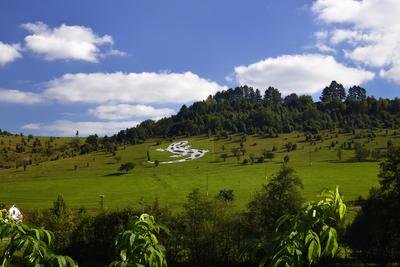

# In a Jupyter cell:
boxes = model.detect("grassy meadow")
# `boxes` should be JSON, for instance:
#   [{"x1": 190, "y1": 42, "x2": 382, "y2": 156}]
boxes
[
  {"x1": 0, "y1": 134, "x2": 78, "y2": 168},
  {"x1": 1, "y1": 129, "x2": 398, "y2": 211}
]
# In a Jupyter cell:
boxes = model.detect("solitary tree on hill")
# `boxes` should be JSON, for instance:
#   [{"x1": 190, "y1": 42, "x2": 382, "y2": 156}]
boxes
[
  {"x1": 119, "y1": 162, "x2": 136, "y2": 173},
  {"x1": 337, "y1": 148, "x2": 343, "y2": 161},
  {"x1": 216, "y1": 189, "x2": 235, "y2": 202},
  {"x1": 283, "y1": 155, "x2": 290, "y2": 164}
]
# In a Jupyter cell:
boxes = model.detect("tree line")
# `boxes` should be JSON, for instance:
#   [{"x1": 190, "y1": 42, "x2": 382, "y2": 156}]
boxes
[{"x1": 92, "y1": 81, "x2": 400, "y2": 147}]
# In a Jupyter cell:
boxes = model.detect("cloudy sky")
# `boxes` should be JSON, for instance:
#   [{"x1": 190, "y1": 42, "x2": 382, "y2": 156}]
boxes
[{"x1": 0, "y1": 0, "x2": 399, "y2": 136}]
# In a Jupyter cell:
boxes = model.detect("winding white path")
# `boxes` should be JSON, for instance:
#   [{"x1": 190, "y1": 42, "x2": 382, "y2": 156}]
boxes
[{"x1": 152, "y1": 141, "x2": 208, "y2": 164}]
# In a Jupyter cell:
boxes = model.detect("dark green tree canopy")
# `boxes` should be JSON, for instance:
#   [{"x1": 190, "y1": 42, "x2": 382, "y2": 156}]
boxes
[
  {"x1": 247, "y1": 165, "x2": 303, "y2": 236},
  {"x1": 378, "y1": 146, "x2": 400, "y2": 195},
  {"x1": 320, "y1": 81, "x2": 346, "y2": 103},
  {"x1": 98, "y1": 82, "x2": 400, "y2": 146},
  {"x1": 119, "y1": 162, "x2": 135, "y2": 173},
  {"x1": 264, "y1": 86, "x2": 282, "y2": 105},
  {"x1": 347, "y1": 85, "x2": 367, "y2": 101}
]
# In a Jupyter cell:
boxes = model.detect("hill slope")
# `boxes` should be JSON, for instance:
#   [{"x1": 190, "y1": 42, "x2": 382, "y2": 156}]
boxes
[
  {"x1": 2, "y1": 129, "x2": 397, "y2": 210},
  {"x1": 110, "y1": 82, "x2": 400, "y2": 146}
]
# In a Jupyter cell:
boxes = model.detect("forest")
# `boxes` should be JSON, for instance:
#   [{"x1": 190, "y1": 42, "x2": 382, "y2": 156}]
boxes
[{"x1": 77, "y1": 81, "x2": 400, "y2": 153}]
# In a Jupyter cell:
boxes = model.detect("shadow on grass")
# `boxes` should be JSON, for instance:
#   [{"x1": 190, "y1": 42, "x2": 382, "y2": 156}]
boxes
[
  {"x1": 323, "y1": 159, "x2": 379, "y2": 164},
  {"x1": 104, "y1": 172, "x2": 126, "y2": 177},
  {"x1": 144, "y1": 164, "x2": 159, "y2": 168},
  {"x1": 208, "y1": 160, "x2": 221, "y2": 163}
]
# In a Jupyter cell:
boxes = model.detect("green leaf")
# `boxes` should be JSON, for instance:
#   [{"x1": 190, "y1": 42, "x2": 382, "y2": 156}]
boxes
[
  {"x1": 322, "y1": 227, "x2": 338, "y2": 258},
  {"x1": 338, "y1": 203, "x2": 346, "y2": 221},
  {"x1": 306, "y1": 231, "x2": 321, "y2": 265}
]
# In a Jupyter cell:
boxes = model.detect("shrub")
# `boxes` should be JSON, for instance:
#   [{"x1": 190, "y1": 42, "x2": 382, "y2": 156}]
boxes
[
  {"x1": 0, "y1": 208, "x2": 77, "y2": 266},
  {"x1": 242, "y1": 187, "x2": 346, "y2": 267},
  {"x1": 216, "y1": 189, "x2": 235, "y2": 202},
  {"x1": 284, "y1": 155, "x2": 290, "y2": 163},
  {"x1": 246, "y1": 165, "x2": 303, "y2": 237},
  {"x1": 119, "y1": 162, "x2": 136, "y2": 173},
  {"x1": 110, "y1": 214, "x2": 168, "y2": 267},
  {"x1": 354, "y1": 142, "x2": 369, "y2": 161}
]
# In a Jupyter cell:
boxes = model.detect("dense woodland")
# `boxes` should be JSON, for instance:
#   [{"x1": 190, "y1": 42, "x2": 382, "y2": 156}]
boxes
[{"x1": 107, "y1": 81, "x2": 400, "y2": 146}]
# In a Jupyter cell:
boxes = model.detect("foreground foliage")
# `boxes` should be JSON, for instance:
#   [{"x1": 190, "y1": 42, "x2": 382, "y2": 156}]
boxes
[
  {"x1": 0, "y1": 209, "x2": 77, "y2": 267},
  {"x1": 242, "y1": 187, "x2": 346, "y2": 266},
  {"x1": 110, "y1": 214, "x2": 169, "y2": 267},
  {"x1": 247, "y1": 165, "x2": 304, "y2": 237},
  {"x1": 347, "y1": 146, "x2": 400, "y2": 261},
  {"x1": 17, "y1": 146, "x2": 400, "y2": 266}
]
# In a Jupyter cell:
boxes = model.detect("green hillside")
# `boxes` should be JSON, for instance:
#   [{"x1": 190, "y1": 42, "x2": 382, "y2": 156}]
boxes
[
  {"x1": 0, "y1": 132, "x2": 83, "y2": 169},
  {"x1": 1, "y1": 129, "x2": 397, "y2": 211}
]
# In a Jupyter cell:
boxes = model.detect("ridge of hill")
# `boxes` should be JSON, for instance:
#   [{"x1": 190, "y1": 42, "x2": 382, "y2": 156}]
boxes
[{"x1": 108, "y1": 81, "x2": 400, "y2": 146}]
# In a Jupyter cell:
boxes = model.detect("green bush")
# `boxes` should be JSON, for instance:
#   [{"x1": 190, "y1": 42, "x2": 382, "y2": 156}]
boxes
[{"x1": 242, "y1": 187, "x2": 346, "y2": 266}]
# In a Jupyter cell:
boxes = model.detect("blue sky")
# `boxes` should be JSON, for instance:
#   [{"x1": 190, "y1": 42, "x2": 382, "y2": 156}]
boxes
[{"x1": 0, "y1": 0, "x2": 399, "y2": 136}]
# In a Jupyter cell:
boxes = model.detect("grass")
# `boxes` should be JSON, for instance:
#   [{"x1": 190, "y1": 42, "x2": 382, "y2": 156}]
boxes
[
  {"x1": 0, "y1": 129, "x2": 398, "y2": 211},
  {"x1": 0, "y1": 134, "x2": 79, "y2": 168}
]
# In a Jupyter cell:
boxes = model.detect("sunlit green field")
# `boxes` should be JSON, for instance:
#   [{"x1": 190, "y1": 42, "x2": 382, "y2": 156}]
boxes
[
  {"x1": 0, "y1": 134, "x2": 78, "y2": 168},
  {"x1": 1, "y1": 130, "x2": 397, "y2": 211}
]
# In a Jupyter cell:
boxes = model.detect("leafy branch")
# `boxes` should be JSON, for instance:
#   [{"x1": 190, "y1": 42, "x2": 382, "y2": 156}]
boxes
[
  {"x1": 110, "y1": 213, "x2": 169, "y2": 267},
  {"x1": 242, "y1": 186, "x2": 347, "y2": 267},
  {"x1": 0, "y1": 209, "x2": 77, "y2": 267}
]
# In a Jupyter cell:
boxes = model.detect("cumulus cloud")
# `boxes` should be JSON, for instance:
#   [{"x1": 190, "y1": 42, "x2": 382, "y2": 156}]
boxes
[
  {"x1": 312, "y1": 0, "x2": 400, "y2": 83},
  {"x1": 234, "y1": 54, "x2": 374, "y2": 95},
  {"x1": 11, "y1": 71, "x2": 223, "y2": 135},
  {"x1": 0, "y1": 71, "x2": 223, "y2": 106},
  {"x1": 0, "y1": 88, "x2": 43, "y2": 104},
  {"x1": 314, "y1": 31, "x2": 336, "y2": 53},
  {"x1": 88, "y1": 104, "x2": 175, "y2": 120},
  {"x1": 22, "y1": 120, "x2": 139, "y2": 136},
  {"x1": 43, "y1": 71, "x2": 225, "y2": 104},
  {"x1": 0, "y1": 42, "x2": 22, "y2": 66},
  {"x1": 21, "y1": 123, "x2": 41, "y2": 130},
  {"x1": 103, "y1": 49, "x2": 127, "y2": 57},
  {"x1": 21, "y1": 22, "x2": 122, "y2": 62}
]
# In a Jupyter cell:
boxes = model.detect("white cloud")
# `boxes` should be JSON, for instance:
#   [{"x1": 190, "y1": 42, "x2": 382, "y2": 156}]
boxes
[
  {"x1": 88, "y1": 104, "x2": 175, "y2": 120},
  {"x1": 329, "y1": 29, "x2": 378, "y2": 46},
  {"x1": 104, "y1": 49, "x2": 127, "y2": 57},
  {"x1": 22, "y1": 120, "x2": 139, "y2": 136},
  {"x1": 312, "y1": 0, "x2": 400, "y2": 83},
  {"x1": 21, "y1": 22, "x2": 121, "y2": 62},
  {"x1": 0, "y1": 71, "x2": 224, "y2": 110},
  {"x1": 0, "y1": 88, "x2": 43, "y2": 104},
  {"x1": 43, "y1": 71, "x2": 225, "y2": 104},
  {"x1": 380, "y1": 64, "x2": 400, "y2": 84},
  {"x1": 234, "y1": 54, "x2": 374, "y2": 95},
  {"x1": 0, "y1": 42, "x2": 22, "y2": 66},
  {"x1": 21, "y1": 123, "x2": 41, "y2": 130},
  {"x1": 314, "y1": 31, "x2": 336, "y2": 53}
]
